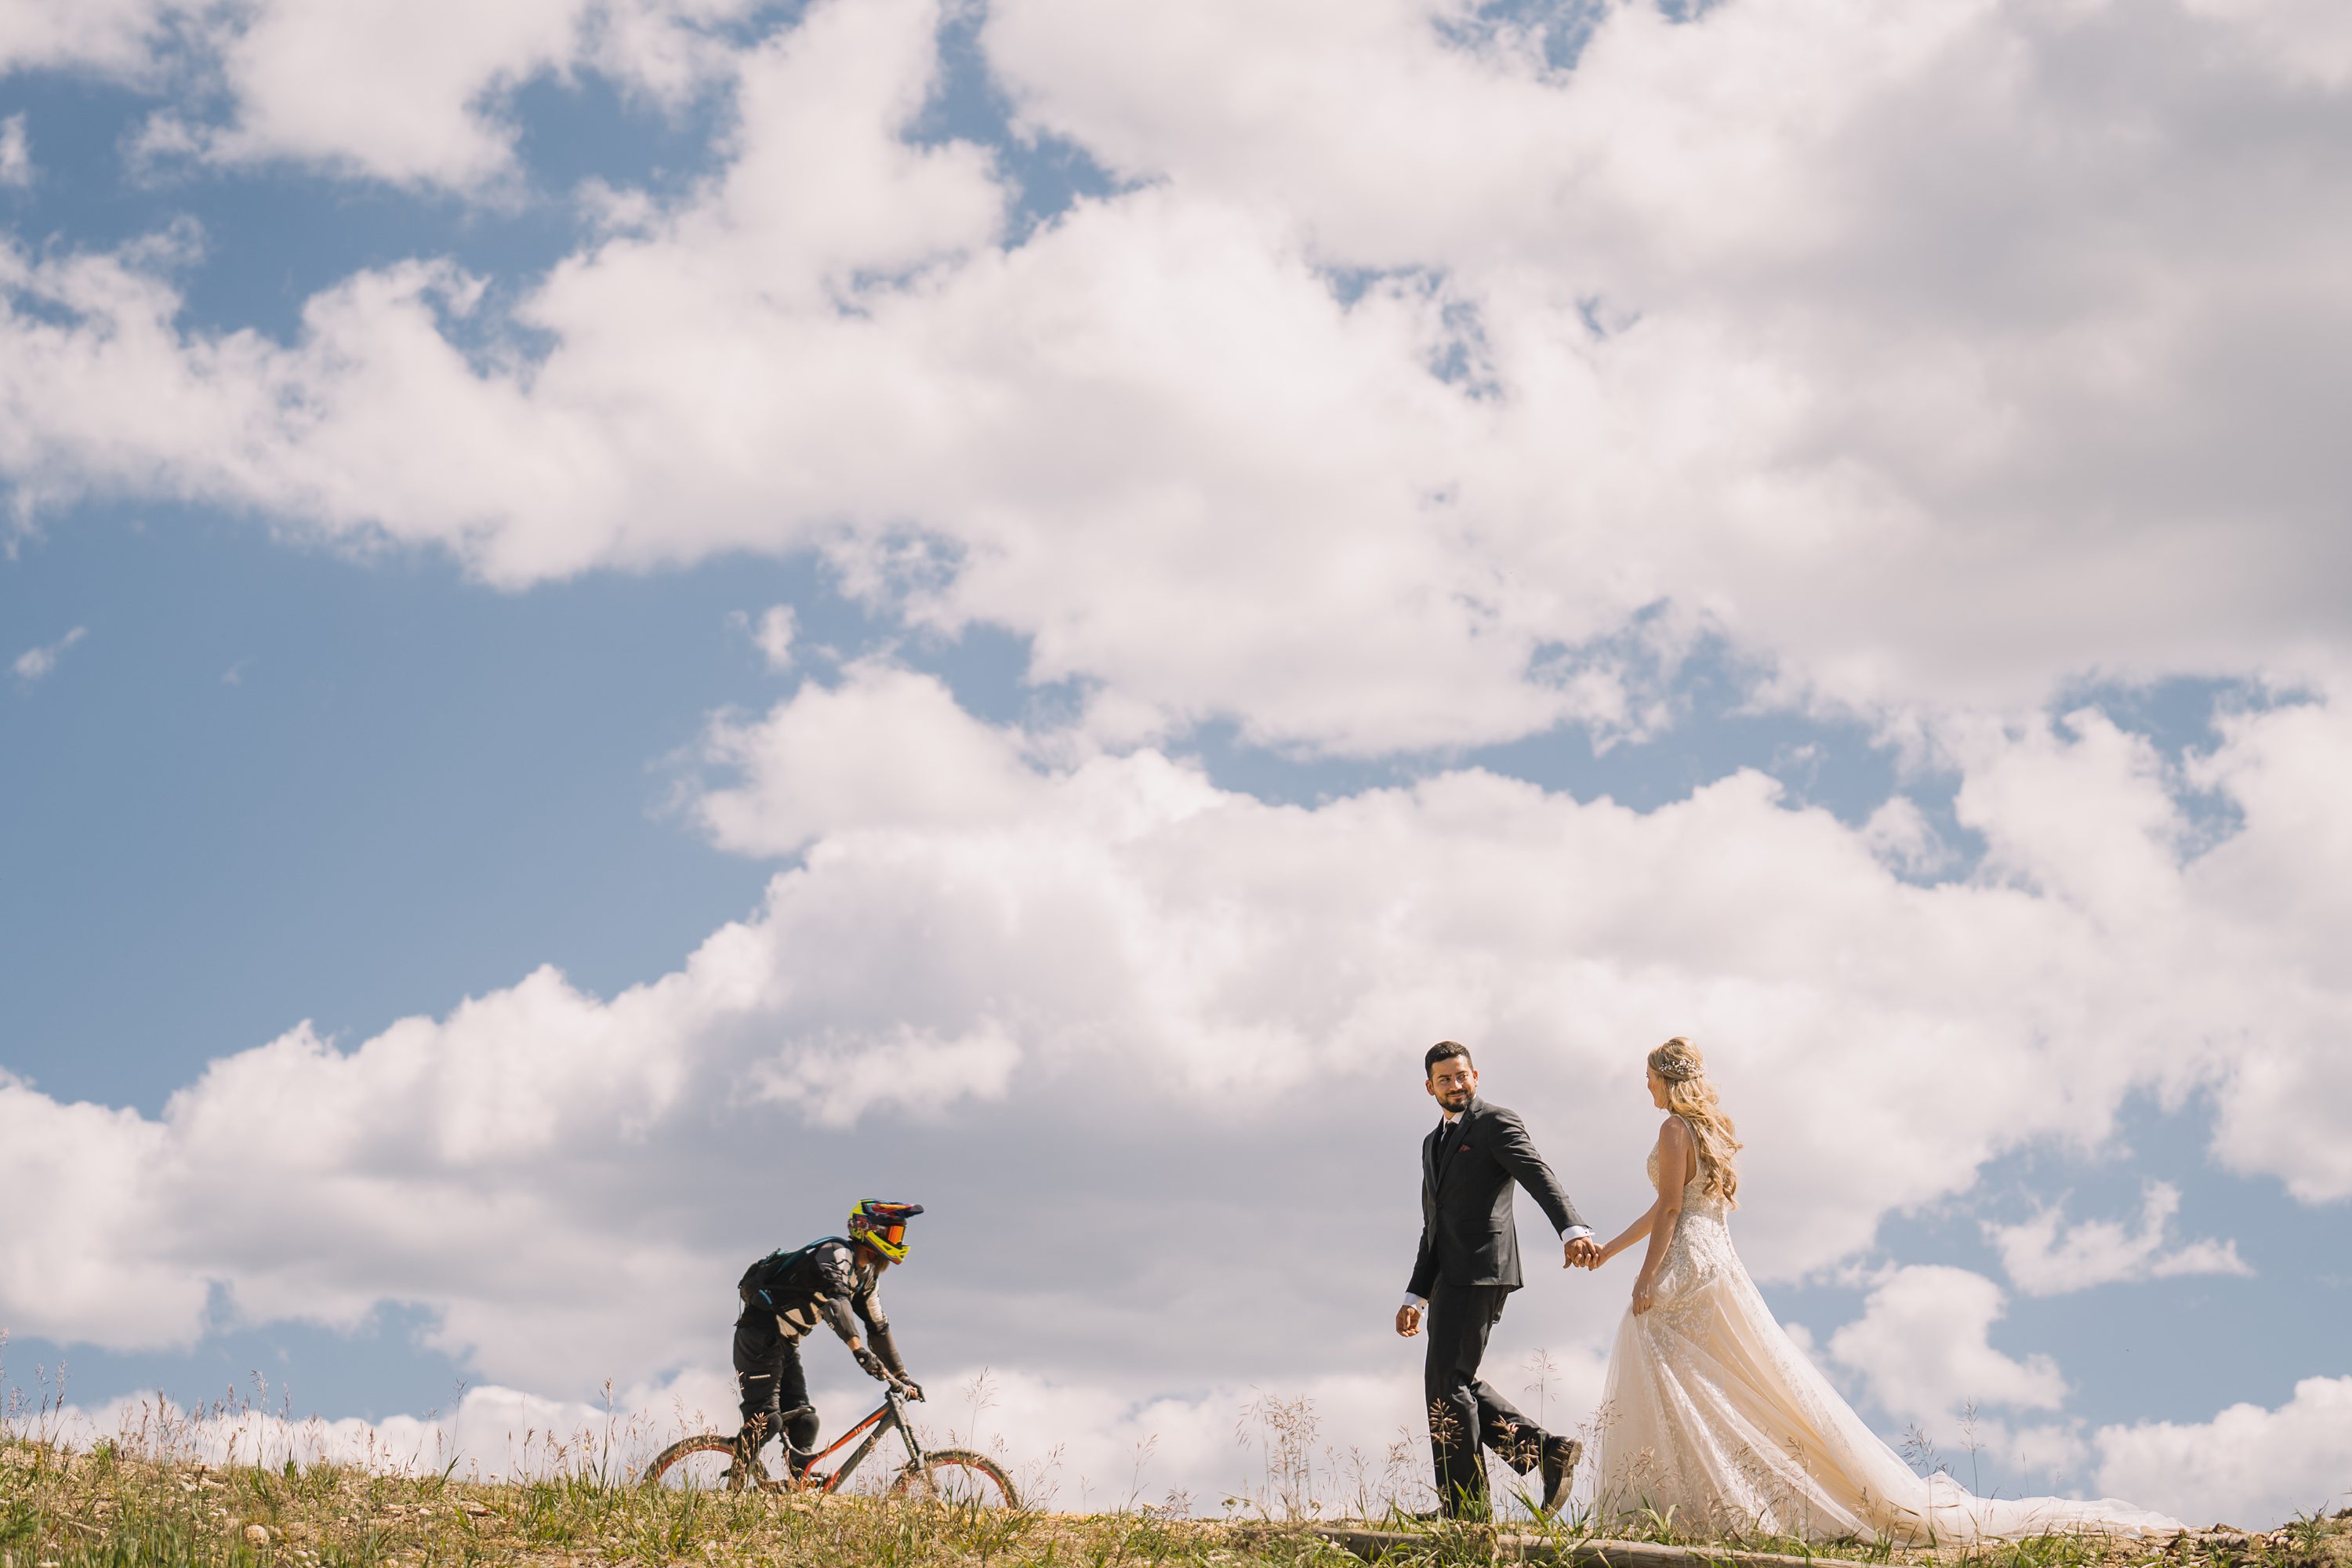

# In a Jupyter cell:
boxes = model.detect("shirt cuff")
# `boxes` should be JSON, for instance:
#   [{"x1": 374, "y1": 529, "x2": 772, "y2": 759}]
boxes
[
  {"x1": 1560, "y1": 1225, "x2": 1593, "y2": 1243},
  {"x1": 1400, "y1": 1294, "x2": 1428, "y2": 1312}
]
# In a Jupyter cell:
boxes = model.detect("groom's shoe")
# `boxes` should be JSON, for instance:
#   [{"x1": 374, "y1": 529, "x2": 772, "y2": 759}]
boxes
[{"x1": 1538, "y1": 1437, "x2": 1583, "y2": 1515}]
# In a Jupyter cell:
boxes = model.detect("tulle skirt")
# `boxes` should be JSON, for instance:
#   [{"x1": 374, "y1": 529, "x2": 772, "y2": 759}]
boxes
[{"x1": 1592, "y1": 1207, "x2": 2180, "y2": 1544}]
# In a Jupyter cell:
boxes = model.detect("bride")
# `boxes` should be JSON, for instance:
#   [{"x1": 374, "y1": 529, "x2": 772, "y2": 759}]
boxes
[{"x1": 1584, "y1": 1037, "x2": 2180, "y2": 1544}]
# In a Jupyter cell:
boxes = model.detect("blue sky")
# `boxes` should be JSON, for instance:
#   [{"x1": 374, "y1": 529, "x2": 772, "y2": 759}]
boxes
[{"x1": 5, "y1": 0, "x2": 2352, "y2": 1528}]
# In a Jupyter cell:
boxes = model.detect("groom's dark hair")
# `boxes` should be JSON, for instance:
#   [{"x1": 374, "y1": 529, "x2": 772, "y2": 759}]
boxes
[{"x1": 1425, "y1": 1040, "x2": 1473, "y2": 1076}]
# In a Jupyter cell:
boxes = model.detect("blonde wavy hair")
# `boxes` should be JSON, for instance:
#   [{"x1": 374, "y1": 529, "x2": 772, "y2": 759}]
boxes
[{"x1": 1649, "y1": 1036, "x2": 1741, "y2": 1206}]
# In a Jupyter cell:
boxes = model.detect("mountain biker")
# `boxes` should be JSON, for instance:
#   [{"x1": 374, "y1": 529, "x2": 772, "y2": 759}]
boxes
[{"x1": 732, "y1": 1200, "x2": 927, "y2": 1479}]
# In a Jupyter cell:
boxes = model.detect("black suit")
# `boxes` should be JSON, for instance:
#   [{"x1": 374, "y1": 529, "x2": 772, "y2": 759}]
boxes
[{"x1": 1407, "y1": 1095, "x2": 1584, "y2": 1513}]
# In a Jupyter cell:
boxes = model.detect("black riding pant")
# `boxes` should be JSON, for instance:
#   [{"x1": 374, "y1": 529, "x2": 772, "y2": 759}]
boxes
[
  {"x1": 733, "y1": 1309, "x2": 818, "y2": 1470},
  {"x1": 1424, "y1": 1282, "x2": 1551, "y2": 1514}
]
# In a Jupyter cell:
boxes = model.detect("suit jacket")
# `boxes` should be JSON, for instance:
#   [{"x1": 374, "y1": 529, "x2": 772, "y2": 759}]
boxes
[{"x1": 1406, "y1": 1095, "x2": 1584, "y2": 1297}]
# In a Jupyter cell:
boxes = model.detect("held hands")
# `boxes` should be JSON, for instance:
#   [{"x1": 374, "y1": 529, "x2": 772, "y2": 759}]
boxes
[{"x1": 1396, "y1": 1302, "x2": 1424, "y2": 1338}]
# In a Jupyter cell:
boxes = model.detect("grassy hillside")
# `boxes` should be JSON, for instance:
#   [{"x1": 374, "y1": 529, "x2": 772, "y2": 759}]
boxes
[
  {"x1": 6, "y1": 1435, "x2": 2348, "y2": 1568},
  {"x1": 0, "y1": 1434, "x2": 1330, "y2": 1568}
]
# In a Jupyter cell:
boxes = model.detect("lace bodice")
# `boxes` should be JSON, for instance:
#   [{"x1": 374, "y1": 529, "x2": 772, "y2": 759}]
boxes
[{"x1": 1645, "y1": 1119, "x2": 1736, "y2": 1316}]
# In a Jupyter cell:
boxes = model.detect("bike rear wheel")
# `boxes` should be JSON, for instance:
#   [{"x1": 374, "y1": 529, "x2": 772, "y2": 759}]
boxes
[
  {"x1": 642, "y1": 1433, "x2": 779, "y2": 1492},
  {"x1": 889, "y1": 1449, "x2": 1018, "y2": 1508}
]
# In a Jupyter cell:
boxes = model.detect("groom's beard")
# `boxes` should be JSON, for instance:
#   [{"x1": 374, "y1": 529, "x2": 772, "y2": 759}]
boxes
[{"x1": 1436, "y1": 1087, "x2": 1472, "y2": 1111}]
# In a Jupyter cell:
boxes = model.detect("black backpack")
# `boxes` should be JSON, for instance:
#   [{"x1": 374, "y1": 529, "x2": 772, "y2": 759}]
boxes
[{"x1": 737, "y1": 1237, "x2": 843, "y2": 1308}]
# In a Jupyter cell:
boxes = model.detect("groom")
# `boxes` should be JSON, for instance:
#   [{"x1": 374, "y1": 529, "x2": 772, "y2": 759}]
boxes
[{"x1": 1398, "y1": 1040, "x2": 1595, "y2": 1518}]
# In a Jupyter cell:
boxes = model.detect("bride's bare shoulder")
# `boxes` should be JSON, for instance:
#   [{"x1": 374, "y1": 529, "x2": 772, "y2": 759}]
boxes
[{"x1": 1656, "y1": 1113, "x2": 1691, "y2": 1147}]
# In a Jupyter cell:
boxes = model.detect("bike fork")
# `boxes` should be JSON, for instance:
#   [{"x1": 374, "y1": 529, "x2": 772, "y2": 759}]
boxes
[{"x1": 891, "y1": 1393, "x2": 929, "y2": 1472}]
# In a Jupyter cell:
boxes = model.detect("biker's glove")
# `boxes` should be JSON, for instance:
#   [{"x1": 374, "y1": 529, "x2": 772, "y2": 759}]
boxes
[
  {"x1": 853, "y1": 1346, "x2": 891, "y2": 1382},
  {"x1": 898, "y1": 1380, "x2": 924, "y2": 1402}
]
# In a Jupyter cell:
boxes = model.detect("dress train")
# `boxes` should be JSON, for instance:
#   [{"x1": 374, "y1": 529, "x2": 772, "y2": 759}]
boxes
[{"x1": 1593, "y1": 1131, "x2": 2180, "y2": 1544}]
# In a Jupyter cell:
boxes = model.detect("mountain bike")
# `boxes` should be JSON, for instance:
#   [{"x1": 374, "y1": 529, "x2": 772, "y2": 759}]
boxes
[{"x1": 641, "y1": 1382, "x2": 1017, "y2": 1507}]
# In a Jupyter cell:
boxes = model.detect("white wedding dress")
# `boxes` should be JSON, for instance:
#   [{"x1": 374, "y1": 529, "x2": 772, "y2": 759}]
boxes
[{"x1": 1593, "y1": 1123, "x2": 2181, "y2": 1544}]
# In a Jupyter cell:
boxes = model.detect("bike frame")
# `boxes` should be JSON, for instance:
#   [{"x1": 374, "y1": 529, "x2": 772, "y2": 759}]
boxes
[{"x1": 785, "y1": 1388, "x2": 925, "y2": 1495}]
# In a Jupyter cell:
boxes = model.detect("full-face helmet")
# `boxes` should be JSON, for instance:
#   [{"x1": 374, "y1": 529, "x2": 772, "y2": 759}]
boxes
[{"x1": 848, "y1": 1200, "x2": 924, "y2": 1262}]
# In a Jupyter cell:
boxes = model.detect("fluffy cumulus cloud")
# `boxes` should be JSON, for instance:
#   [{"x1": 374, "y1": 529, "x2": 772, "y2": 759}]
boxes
[
  {"x1": 7, "y1": 0, "x2": 2352, "y2": 746},
  {"x1": 2, "y1": 0, "x2": 764, "y2": 190},
  {"x1": 1985, "y1": 1181, "x2": 2252, "y2": 1297},
  {"x1": 693, "y1": 662, "x2": 1047, "y2": 855},
  {"x1": 0, "y1": 1070, "x2": 198, "y2": 1347},
  {"x1": 2095, "y1": 1377, "x2": 2352, "y2": 1529},
  {"x1": 151, "y1": 0, "x2": 598, "y2": 188},
  {"x1": 5, "y1": 670, "x2": 2352, "y2": 1514},
  {"x1": 0, "y1": 0, "x2": 188, "y2": 78},
  {"x1": 1826, "y1": 1265, "x2": 2067, "y2": 1430}
]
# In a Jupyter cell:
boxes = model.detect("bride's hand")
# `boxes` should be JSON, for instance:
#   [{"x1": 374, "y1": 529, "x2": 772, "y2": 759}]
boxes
[{"x1": 1631, "y1": 1274, "x2": 1657, "y2": 1315}]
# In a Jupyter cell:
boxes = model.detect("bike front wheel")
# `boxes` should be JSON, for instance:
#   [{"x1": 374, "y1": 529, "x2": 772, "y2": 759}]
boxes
[
  {"x1": 889, "y1": 1449, "x2": 1018, "y2": 1508},
  {"x1": 641, "y1": 1433, "x2": 779, "y2": 1493}
]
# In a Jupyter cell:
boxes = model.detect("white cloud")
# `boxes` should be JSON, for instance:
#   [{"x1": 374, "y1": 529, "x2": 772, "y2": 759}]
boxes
[
  {"x1": 0, "y1": 114, "x2": 31, "y2": 187},
  {"x1": 746, "y1": 604, "x2": 796, "y2": 672},
  {"x1": 128, "y1": 0, "x2": 764, "y2": 192},
  {"x1": 750, "y1": 1020, "x2": 1022, "y2": 1128},
  {"x1": 1986, "y1": 1181, "x2": 2253, "y2": 1297},
  {"x1": 2096, "y1": 1376, "x2": 2352, "y2": 1528},
  {"x1": 175, "y1": 0, "x2": 590, "y2": 190},
  {"x1": 0, "y1": 1069, "x2": 201, "y2": 1346},
  {"x1": 9, "y1": 0, "x2": 2352, "y2": 747},
  {"x1": 12, "y1": 624, "x2": 86, "y2": 682},
  {"x1": 2005, "y1": 1422, "x2": 2092, "y2": 1485},
  {"x1": 0, "y1": 0, "x2": 189, "y2": 78},
  {"x1": 2, "y1": 673, "x2": 2350, "y2": 1481},
  {"x1": 694, "y1": 662, "x2": 1048, "y2": 855},
  {"x1": 1860, "y1": 795, "x2": 1955, "y2": 878},
  {"x1": 978, "y1": 0, "x2": 2352, "y2": 713},
  {"x1": 1827, "y1": 1265, "x2": 2067, "y2": 1429},
  {"x1": 0, "y1": 0, "x2": 747, "y2": 183}
]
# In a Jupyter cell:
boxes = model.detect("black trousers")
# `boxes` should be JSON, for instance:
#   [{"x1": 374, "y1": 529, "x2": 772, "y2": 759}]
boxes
[
  {"x1": 733, "y1": 1310, "x2": 818, "y2": 1470},
  {"x1": 1424, "y1": 1282, "x2": 1551, "y2": 1514}
]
